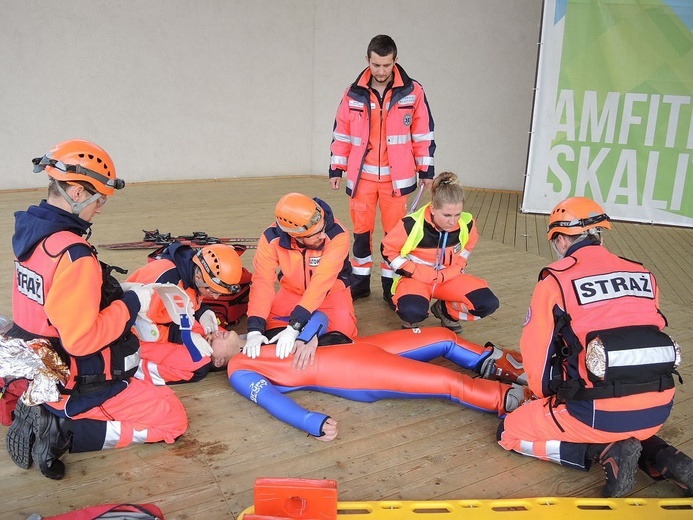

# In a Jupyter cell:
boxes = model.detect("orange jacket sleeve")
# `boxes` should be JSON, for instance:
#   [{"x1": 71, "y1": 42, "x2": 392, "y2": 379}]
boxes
[
  {"x1": 247, "y1": 233, "x2": 281, "y2": 325},
  {"x1": 46, "y1": 253, "x2": 133, "y2": 357},
  {"x1": 381, "y1": 219, "x2": 416, "y2": 274},
  {"x1": 409, "y1": 81, "x2": 436, "y2": 177},
  {"x1": 519, "y1": 276, "x2": 563, "y2": 399},
  {"x1": 328, "y1": 87, "x2": 353, "y2": 177}
]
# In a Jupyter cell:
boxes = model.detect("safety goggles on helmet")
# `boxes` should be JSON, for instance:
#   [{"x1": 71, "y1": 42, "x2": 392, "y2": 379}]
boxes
[
  {"x1": 194, "y1": 249, "x2": 241, "y2": 294},
  {"x1": 274, "y1": 193, "x2": 326, "y2": 237},
  {"x1": 33, "y1": 156, "x2": 126, "y2": 192},
  {"x1": 83, "y1": 186, "x2": 108, "y2": 208},
  {"x1": 289, "y1": 208, "x2": 323, "y2": 235},
  {"x1": 300, "y1": 220, "x2": 327, "y2": 239},
  {"x1": 547, "y1": 196, "x2": 612, "y2": 241},
  {"x1": 547, "y1": 213, "x2": 610, "y2": 235}
]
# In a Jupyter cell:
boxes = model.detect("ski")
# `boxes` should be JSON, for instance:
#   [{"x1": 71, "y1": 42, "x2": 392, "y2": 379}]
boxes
[{"x1": 98, "y1": 229, "x2": 258, "y2": 250}]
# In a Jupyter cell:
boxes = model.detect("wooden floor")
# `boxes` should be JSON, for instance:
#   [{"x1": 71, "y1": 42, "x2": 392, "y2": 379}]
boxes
[{"x1": 0, "y1": 177, "x2": 691, "y2": 519}]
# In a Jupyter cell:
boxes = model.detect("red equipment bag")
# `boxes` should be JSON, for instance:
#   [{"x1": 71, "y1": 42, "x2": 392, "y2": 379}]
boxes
[
  {"x1": 0, "y1": 377, "x2": 29, "y2": 426},
  {"x1": 41, "y1": 503, "x2": 164, "y2": 519},
  {"x1": 202, "y1": 265, "x2": 252, "y2": 327},
  {"x1": 147, "y1": 242, "x2": 252, "y2": 328}
]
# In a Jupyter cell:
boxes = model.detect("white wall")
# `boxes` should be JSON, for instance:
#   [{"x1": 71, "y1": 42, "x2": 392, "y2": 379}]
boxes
[{"x1": 0, "y1": 0, "x2": 542, "y2": 191}]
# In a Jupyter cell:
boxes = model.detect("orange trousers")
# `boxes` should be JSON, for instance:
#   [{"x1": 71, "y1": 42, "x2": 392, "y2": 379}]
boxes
[
  {"x1": 350, "y1": 179, "x2": 408, "y2": 279},
  {"x1": 394, "y1": 273, "x2": 498, "y2": 323},
  {"x1": 46, "y1": 378, "x2": 187, "y2": 452},
  {"x1": 499, "y1": 397, "x2": 666, "y2": 470},
  {"x1": 266, "y1": 285, "x2": 357, "y2": 338}
]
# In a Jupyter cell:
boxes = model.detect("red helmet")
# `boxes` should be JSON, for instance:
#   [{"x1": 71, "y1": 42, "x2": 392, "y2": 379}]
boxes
[
  {"x1": 32, "y1": 139, "x2": 124, "y2": 196},
  {"x1": 192, "y1": 245, "x2": 243, "y2": 295},
  {"x1": 547, "y1": 197, "x2": 611, "y2": 241},
  {"x1": 275, "y1": 193, "x2": 325, "y2": 237}
]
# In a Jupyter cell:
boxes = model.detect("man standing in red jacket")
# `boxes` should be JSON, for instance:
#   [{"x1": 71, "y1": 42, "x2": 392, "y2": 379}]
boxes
[{"x1": 329, "y1": 35, "x2": 435, "y2": 308}]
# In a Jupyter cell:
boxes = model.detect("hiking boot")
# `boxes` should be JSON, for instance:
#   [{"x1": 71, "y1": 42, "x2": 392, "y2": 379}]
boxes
[
  {"x1": 6, "y1": 400, "x2": 35, "y2": 469},
  {"x1": 382, "y1": 291, "x2": 395, "y2": 311},
  {"x1": 31, "y1": 405, "x2": 72, "y2": 480},
  {"x1": 503, "y1": 384, "x2": 535, "y2": 413},
  {"x1": 430, "y1": 300, "x2": 462, "y2": 333},
  {"x1": 593, "y1": 438, "x2": 642, "y2": 497},
  {"x1": 350, "y1": 286, "x2": 371, "y2": 301},
  {"x1": 639, "y1": 436, "x2": 693, "y2": 496},
  {"x1": 401, "y1": 321, "x2": 420, "y2": 330},
  {"x1": 480, "y1": 343, "x2": 527, "y2": 385}
]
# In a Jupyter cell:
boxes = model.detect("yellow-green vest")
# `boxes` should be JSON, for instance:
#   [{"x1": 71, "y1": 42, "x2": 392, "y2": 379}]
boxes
[{"x1": 391, "y1": 204, "x2": 473, "y2": 294}]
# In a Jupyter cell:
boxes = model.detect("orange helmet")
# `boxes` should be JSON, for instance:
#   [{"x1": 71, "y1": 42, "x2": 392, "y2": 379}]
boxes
[
  {"x1": 547, "y1": 197, "x2": 611, "y2": 241},
  {"x1": 192, "y1": 244, "x2": 243, "y2": 295},
  {"x1": 275, "y1": 193, "x2": 325, "y2": 237},
  {"x1": 32, "y1": 139, "x2": 124, "y2": 196}
]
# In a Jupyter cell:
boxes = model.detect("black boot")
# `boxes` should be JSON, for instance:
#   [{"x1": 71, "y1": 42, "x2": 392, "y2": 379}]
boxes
[
  {"x1": 31, "y1": 405, "x2": 72, "y2": 480},
  {"x1": 587, "y1": 438, "x2": 642, "y2": 497},
  {"x1": 639, "y1": 436, "x2": 693, "y2": 496},
  {"x1": 381, "y1": 277, "x2": 395, "y2": 310},
  {"x1": 350, "y1": 274, "x2": 371, "y2": 301},
  {"x1": 6, "y1": 401, "x2": 35, "y2": 469}
]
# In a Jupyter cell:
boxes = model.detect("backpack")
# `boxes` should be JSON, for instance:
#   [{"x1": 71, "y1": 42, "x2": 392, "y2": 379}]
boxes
[{"x1": 202, "y1": 266, "x2": 252, "y2": 327}]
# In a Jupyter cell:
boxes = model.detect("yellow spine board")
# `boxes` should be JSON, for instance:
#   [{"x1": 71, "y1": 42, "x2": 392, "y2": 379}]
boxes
[{"x1": 240, "y1": 497, "x2": 693, "y2": 520}]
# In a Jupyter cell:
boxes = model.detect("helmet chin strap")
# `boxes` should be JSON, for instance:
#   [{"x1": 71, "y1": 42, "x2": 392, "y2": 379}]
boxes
[
  {"x1": 550, "y1": 239, "x2": 564, "y2": 259},
  {"x1": 56, "y1": 183, "x2": 101, "y2": 215}
]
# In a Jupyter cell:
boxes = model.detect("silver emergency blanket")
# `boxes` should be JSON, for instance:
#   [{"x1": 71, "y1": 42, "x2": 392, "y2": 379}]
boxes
[
  {"x1": 0, "y1": 335, "x2": 69, "y2": 405},
  {"x1": 586, "y1": 337, "x2": 607, "y2": 379},
  {"x1": 586, "y1": 336, "x2": 682, "y2": 379}
]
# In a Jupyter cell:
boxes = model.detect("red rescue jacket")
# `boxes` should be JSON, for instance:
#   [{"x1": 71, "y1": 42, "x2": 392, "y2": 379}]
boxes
[{"x1": 329, "y1": 64, "x2": 435, "y2": 197}]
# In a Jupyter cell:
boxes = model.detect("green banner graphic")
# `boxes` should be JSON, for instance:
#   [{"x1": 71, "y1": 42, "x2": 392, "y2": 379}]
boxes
[{"x1": 524, "y1": 0, "x2": 693, "y2": 227}]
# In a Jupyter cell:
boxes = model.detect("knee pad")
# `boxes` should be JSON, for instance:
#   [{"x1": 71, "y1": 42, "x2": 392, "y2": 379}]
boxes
[
  {"x1": 638, "y1": 435, "x2": 670, "y2": 478},
  {"x1": 467, "y1": 288, "x2": 500, "y2": 318},
  {"x1": 396, "y1": 294, "x2": 430, "y2": 324},
  {"x1": 352, "y1": 232, "x2": 372, "y2": 258},
  {"x1": 381, "y1": 276, "x2": 393, "y2": 294}
]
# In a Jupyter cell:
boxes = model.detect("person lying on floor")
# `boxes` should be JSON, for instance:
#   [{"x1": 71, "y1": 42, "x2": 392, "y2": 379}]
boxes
[{"x1": 208, "y1": 311, "x2": 531, "y2": 441}]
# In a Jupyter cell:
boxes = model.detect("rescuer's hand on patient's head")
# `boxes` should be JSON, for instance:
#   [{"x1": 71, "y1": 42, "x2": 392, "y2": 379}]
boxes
[{"x1": 199, "y1": 309, "x2": 219, "y2": 335}]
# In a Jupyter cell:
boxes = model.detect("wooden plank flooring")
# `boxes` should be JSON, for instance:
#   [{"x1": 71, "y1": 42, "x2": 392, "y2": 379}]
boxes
[{"x1": 0, "y1": 177, "x2": 692, "y2": 519}]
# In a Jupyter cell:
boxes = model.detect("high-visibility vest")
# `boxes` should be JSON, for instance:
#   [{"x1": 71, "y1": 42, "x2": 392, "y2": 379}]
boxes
[{"x1": 391, "y1": 204, "x2": 472, "y2": 293}]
